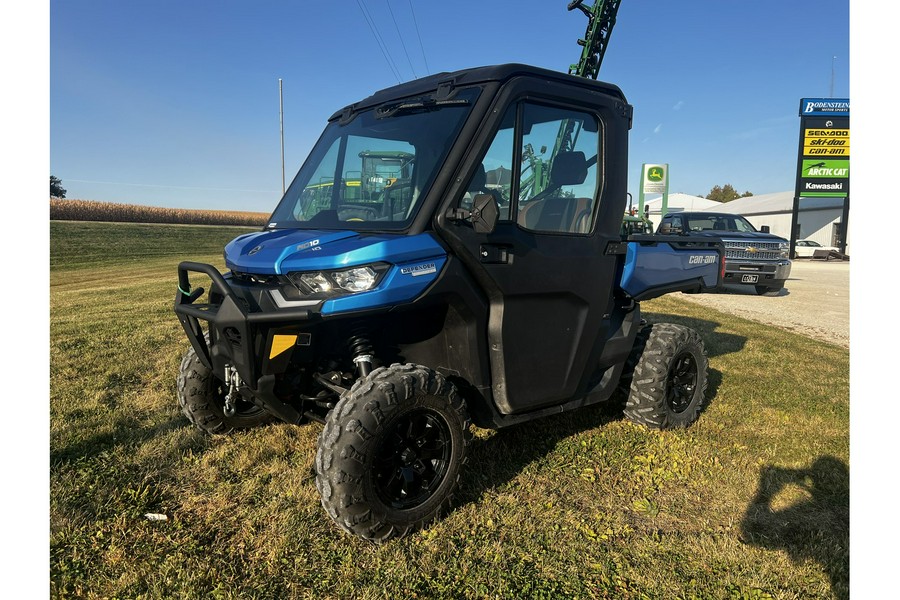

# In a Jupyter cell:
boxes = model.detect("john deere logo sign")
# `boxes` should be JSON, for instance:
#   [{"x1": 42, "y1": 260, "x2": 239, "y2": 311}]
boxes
[{"x1": 642, "y1": 164, "x2": 668, "y2": 194}]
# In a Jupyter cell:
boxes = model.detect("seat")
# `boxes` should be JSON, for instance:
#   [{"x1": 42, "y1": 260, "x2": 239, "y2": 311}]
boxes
[{"x1": 517, "y1": 151, "x2": 593, "y2": 233}]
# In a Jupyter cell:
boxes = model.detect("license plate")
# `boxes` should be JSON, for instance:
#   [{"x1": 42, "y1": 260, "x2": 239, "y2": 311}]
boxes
[{"x1": 741, "y1": 274, "x2": 759, "y2": 284}]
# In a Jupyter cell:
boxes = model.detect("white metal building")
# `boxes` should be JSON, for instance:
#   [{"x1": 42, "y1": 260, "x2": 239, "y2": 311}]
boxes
[{"x1": 691, "y1": 191, "x2": 849, "y2": 253}]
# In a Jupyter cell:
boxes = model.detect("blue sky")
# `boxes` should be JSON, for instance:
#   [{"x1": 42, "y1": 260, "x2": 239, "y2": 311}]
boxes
[{"x1": 49, "y1": 0, "x2": 852, "y2": 211}]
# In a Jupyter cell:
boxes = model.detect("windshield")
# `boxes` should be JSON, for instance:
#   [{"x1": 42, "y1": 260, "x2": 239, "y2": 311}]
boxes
[
  {"x1": 268, "y1": 88, "x2": 480, "y2": 230},
  {"x1": 683, "y1": 214, "x2": 758, "y2": 233}
]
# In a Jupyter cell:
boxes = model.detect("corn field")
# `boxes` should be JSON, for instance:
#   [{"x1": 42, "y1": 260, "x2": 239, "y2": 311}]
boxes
[{"x1": 49, "y1": 199, "x2": 269, "y2": 227}]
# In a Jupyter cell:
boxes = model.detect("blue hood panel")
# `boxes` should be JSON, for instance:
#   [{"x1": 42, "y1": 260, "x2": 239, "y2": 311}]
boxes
[
  {"x1": 223, "y1": 229, "x2": 449, "y2": 315},
  {"x1": 225, "y1": 229, "x2": 447, "y2": 275}
]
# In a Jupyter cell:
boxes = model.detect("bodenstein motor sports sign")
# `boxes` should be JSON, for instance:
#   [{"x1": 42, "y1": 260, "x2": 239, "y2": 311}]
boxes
[{"x1": 795, "y1": 98, "x2": 849, "y2": 198}]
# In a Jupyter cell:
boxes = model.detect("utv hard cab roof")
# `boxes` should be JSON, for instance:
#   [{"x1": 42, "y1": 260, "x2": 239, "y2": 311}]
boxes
[{"x1": 330, "y1": 63, "x2": 630, "y2": 121}]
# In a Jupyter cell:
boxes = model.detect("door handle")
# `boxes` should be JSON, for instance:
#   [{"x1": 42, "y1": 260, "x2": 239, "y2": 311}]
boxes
[{"x1": 480, "y1": 244, "x2": 511, "y2": 264}]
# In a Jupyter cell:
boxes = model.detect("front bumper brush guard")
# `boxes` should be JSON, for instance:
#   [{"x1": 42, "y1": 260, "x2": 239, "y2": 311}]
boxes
[{"x1": 174, "y1": 261, "x2": 313, "y2": 391}]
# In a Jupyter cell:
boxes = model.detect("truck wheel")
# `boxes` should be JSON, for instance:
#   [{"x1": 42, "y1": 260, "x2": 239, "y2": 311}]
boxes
[
  {"x1": 755, "y1": 285, "x2": 782, "y2": 296},
  {"x1": 177, "y1": 343, "x2": 272, "y2": 435},
  {"x1": 623, "y1": 323, "x2": 709, "y2": 430},
  {"x1": 315, "y1": 364, "x2": 471, "y2": 542}
]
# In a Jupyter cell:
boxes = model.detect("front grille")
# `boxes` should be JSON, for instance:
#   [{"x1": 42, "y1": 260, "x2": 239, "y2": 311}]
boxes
[
  {"x1": 723, "y1": 240, "x2": 783, "y2": 261},
  {"x1": 231, "y1": 271, "x2": 281, "y2": 286}
]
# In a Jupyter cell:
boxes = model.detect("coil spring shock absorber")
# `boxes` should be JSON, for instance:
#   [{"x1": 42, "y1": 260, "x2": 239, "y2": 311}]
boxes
[{"x1": 348, "y1": 324, "x2": 374, "y2": 378}]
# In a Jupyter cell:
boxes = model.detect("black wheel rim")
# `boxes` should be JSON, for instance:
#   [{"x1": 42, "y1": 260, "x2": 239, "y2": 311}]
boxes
[
  {"x1": 666, "y1": 352, "x2": 698, "y2": 414},
  {"x1": 373, "y1": 408, "x2": 453, "y2": 510}
]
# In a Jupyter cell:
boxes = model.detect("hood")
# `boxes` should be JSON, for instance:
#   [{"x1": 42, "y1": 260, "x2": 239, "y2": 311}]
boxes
[
  {"x1": 224, "y1": 229, "x2": 446, "y2": 275},
  {"x1": 688, "y1": 231, "x2": 788, "y2": 242}
]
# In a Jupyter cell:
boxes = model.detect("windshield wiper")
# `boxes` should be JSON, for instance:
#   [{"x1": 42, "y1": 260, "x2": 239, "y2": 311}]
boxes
[{"x1": 375, "y1": 98, "x2": 470, "y2": 119}]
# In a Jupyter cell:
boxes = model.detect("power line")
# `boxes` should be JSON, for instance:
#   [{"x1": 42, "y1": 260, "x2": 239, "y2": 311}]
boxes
[
  {"x1": 386, "y1": 0, "x2": 417, "y2": 79},
  {"x1": 407, "y1": 0, "x2": 430, "y2": 75},
  {"x1": 356, "y1": 0, "x2": 403, "y2": 83}
]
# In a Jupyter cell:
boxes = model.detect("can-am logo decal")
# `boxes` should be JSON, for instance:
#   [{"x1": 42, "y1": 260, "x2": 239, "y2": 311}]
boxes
[
  {"x1": 400, "y1": 262, "x2": 437, "y2": 277},
  {"x1": 248, "y1": 245, "x2": 263, "y2": 255},
  {"x1": 688, "y1": 255, "x2": 717, "y2": 265}
]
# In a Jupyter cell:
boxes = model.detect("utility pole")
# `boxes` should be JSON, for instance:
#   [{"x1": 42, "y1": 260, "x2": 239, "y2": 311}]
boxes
[
  {"x1": 830, "y1": 56, "x2": 836, "y2": 97},
  {"x1": 279, "y1": 78, "x2": 285, "y2": 195}
]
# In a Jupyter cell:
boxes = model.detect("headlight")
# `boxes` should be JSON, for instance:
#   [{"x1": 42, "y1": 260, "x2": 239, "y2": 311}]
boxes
[
  {"x1": 287, "y1": 263, "x2": 389, "y2": 298},
  {"x1": 332, "y1": 266, "x2": 378, "y2": 292},
  {"x1": 779, "y1": 242, "x2": 790, "y2": 259}
]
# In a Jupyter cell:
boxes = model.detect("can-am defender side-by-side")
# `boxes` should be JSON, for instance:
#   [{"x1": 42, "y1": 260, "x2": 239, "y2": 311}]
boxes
[{"x1": 174, "y1": 64, "x2": 723, "y2": 542}]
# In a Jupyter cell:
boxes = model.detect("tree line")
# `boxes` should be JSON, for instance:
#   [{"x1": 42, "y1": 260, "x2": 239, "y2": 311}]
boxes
[{"x1": 704, "y1": 184, "x2": 752, "y2": 203}]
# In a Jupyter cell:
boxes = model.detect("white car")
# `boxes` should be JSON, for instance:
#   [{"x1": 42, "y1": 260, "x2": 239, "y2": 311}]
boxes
[{"x1": 794, "y1": 239, "x2": 841, "y2": 258}]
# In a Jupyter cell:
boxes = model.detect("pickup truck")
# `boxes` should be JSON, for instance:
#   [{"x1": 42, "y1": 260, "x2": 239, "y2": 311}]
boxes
[{"x1": 657, "y1": 211, "x2": 791, "y2": 295}]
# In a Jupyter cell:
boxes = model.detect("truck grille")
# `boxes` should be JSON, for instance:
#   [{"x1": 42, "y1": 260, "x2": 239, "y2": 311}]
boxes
[{"x1": 723, "y1": 240, "x2": 783, "y2": 261}]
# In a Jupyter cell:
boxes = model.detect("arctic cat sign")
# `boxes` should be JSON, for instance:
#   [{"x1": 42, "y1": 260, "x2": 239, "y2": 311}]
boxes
[
  {"x1": 795, "y1": 98, "x2": 849, "y2": 198},
  {"x1": 800, "y1": 159, "x2": 849, "y2": 194}
]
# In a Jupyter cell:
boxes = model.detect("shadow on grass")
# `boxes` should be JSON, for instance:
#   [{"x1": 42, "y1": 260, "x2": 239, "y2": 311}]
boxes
[
  {"x1": 50, "y1": 414, "x2": 198, "y2": 465},
  {"x1": 740, "y1": 456, "x2": 849, "y2": 600},
  {"x1": 713, "y1": 283, "x2": 791, "y2": 298},
  {"x1": 457, "y1": 314, "x2": 746, "y2": 508},
  {"x1": 458, "y1": 401, "x2": 621, "y2": 507},
  {"x1": 641, "y1": 312, "x2": 747, "y2": 360}
]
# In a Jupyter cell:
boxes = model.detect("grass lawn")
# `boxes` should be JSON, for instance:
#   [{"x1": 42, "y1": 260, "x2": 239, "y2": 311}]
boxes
[{"x1": 50, "y1": 221, "x2": 849, "y2": 599}]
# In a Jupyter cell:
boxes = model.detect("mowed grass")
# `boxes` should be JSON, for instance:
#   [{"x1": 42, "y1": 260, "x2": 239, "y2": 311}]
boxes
[{"x1": 50, "y1": 221, "x2": 849, "y2": 599}]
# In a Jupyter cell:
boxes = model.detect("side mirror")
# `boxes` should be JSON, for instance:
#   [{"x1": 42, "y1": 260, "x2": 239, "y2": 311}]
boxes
[
  {"x1": 658, "y1": 222, "x2": 683, "y2": 235},
  {"x1": 760, "y1": 225, "x2": 770, "y2": 233},
  {"x1": 469, "y1": 194, "x2": 499, "y2": 234}
]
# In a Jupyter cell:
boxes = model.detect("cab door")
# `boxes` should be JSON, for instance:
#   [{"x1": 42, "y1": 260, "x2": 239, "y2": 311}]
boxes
[{"x1": 436, "y1": 85, "x2": 629, "y2": 415}]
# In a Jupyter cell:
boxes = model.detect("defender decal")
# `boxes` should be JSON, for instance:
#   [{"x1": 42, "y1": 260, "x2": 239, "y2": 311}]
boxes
[{"x1": 400, "y1": 262, "x2": 437, "y2": 277}]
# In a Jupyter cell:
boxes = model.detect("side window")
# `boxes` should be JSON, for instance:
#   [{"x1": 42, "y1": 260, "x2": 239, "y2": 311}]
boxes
[
  {"x1": 517, "y1": 104, "x2": 600, "y2": 234},
  {"x1": 457, "y1": 101, "x2": 601, "y2": 233},
  {"x1": 459, "y1": 106, "x2": 514, "y2": 221},
  {"x1": 671, "y1": 216, "x2": 683, "y2": 230}
]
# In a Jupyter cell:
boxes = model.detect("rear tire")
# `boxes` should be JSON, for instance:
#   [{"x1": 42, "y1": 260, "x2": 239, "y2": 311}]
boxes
[
  {"x1": 623, "y1": 323, "x2": 709, "y2": 430},
  {"x1": 176, "y1": 343, "x2": 272, "y2": 435},
  {"x1": 315, "y1": 364, "x2": 471, "y2": 542}
]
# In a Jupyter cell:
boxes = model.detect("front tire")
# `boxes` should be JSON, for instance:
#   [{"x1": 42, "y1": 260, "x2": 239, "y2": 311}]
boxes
[
  {"x1": 623, "y1": 323, "x2": 709, "y2": 429},
  {"x1": 315, "y1": 364, "x2": 471, "y2": 542},
  {"x1": 176, "y1": 343, "x2": 272, "y2": 435},
  {"x1": 755, "y1": 285, "x2": 782, "y2": 296}
]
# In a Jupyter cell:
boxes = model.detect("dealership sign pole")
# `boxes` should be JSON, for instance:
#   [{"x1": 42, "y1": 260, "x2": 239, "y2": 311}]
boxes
[{"x1": 790, "y1": 98, "x2": 850, "y2": 257}]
